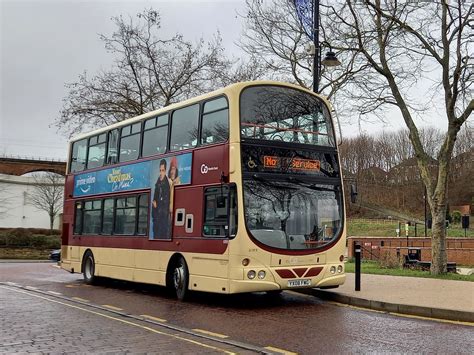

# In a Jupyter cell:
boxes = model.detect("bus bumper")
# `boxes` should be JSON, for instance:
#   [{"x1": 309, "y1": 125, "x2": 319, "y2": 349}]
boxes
[{"x1": 314, "y1": 273, "x2": 346, "y2": 288}]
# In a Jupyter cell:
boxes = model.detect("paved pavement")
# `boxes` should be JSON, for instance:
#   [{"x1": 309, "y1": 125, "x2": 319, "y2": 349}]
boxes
[{"x1": 308, "y1": 273, "x2": 474, "y2": 323}]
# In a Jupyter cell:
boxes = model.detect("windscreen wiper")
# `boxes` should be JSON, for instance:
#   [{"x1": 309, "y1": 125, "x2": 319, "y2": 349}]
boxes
[
  {"x1": 286, "y1": 176, "x2": 337, "y2": 192},
  {"x1": 251, "y1": 174, "x2": 297, "y2": 190}
]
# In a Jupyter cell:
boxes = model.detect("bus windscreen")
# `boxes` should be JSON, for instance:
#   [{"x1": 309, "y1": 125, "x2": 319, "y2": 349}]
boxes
[{"x1": 240, "y1": 85, "x2": 335, "y2": 147}]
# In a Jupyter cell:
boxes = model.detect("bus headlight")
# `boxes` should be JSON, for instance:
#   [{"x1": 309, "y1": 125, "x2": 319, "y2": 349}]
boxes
[
  {"x1": 247, "y1": 270, "x2": 256, "y2": 279},
  {"x1": 242, "y1": 258, "x2": 250, "y2": 266},
  {"x1": 330, "y1": 266, "x2": 336, "y2": 274},
  {"x1": 337, "y1": 265, "x2": 343, "y2": 273},
  {"x1": 257, "y1": 270, "x2": 266, "y2": 279}
]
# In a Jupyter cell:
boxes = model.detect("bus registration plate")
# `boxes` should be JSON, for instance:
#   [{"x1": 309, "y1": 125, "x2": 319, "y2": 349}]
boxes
[{"x1": 287, "y1": 279, "x2": 311, "y2": 287}]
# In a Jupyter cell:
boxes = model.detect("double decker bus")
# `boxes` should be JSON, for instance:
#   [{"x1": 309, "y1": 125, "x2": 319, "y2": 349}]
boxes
[{"x1": 61, "y1": 81, "x2": 346, "y2": 300}]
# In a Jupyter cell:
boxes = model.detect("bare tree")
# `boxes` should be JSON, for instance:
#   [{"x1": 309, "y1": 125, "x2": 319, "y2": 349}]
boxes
[
  {"x1": 57, "y1": 9, "x2": 236, "y2": 137},
  {"x1": 242, "y1": 0, "x2": 472, "y2": 274},
  {"x1": 238, "y1": 0, "x2": 368, "y2": 103},
  {"x1": 29, "y1": 173, "x2": 64, "y2": 231},
  {"x1": 333, "y1": 0, "x2": 472, "y2": 274}
]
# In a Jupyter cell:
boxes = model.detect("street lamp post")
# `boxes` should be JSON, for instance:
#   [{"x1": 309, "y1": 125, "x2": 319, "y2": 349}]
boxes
[
  {"x1": 312, "y1": 0, "x2": 320, "y2": 93},
  {"x1": 294, "y1": 0, "x2": 341, "y2": 93},
  {"x1": 310, "y1": 0, "x2": 341, "y2": 93}
]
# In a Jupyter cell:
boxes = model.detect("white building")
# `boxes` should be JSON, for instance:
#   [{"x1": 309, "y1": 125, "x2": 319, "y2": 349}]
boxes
[{"x1": 0, "y1": 173, "x2": 64, "y2": 229}]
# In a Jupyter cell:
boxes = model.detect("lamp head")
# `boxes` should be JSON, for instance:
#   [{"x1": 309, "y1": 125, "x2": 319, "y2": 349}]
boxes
[{"x1": 321, "y1": 51, "x2": 341, "y2": 67}]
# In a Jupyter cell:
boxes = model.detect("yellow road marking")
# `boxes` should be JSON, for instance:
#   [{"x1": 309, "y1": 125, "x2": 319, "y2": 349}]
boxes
[
  {"x1": 102, "y1": 304, "x2": 123, "y2": 311},
  {"x1": 192, "y1": 328, "x2": 229, "y2": 338},
  {"x1": 0, "y1": 286, "x2": 236, "y2": 354},
  {"x1": 388, "y1": 311, "x2": 474, "y2": 327},
  {"x1": 72, "y1": 297, "x2": 89, "y2": 302},
  {"x1": 264, "y1": 346, "x2": 298, "y2": 354},
  {"x1": 328, "y1": 301, "x2": 473, "y2": 326},
  {"x1": 47, "y1": 291, "x2": 62, "y2": 296},
  {"x1": 140, "y1": 314, "x2": 167, "y2": 323}
]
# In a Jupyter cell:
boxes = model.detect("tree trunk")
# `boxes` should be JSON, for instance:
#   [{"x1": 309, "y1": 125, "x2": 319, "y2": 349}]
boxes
[
  {"x1": 430, "y1": 204, "x2": 447, "y2": 274},
  {"x1": 49, "y1": 206, "x2": 55, "y2": 232}
]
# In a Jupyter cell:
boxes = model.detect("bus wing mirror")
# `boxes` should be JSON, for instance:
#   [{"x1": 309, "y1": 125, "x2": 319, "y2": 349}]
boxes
[{"x1": 350, "y1": 184, "x2": 358, "y2": 204}]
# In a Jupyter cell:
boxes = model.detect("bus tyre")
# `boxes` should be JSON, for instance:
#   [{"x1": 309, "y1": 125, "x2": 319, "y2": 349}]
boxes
[
  {"x1": 173, "y1": 257, "x2": 189, "y2": 301},
  {"x1": 83, "y1": 251, "x2": 96, "y2": 284}
]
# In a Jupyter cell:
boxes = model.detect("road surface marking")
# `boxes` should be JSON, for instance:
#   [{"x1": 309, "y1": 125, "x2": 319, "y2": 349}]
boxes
[
  {"x1": 328, "y1": 301, "x2": 386, "y2": 314},
  {"x1": 141, "y1": 314, "x2": 167, "y2": 323},
  {"x1": 329, "y1": 300, "x2": 473, "y2": 326},
  {"x1": 72, "y1": 297, "x2": 90, "y2": 302},
  {"x1": 47, "y1": 291, "x2": 62, "y2": 296},
  {"x1": 264, "y1": 346, "x2": 298, "y2": 354},
  {"x1": 25, "y1": 286, "x2": 39, "y2": 290},
  {"x1": 51, "y1": 264, "x2": 61, "y2": 269},
  {"x1": 0, "y1": 285, "x2": 237, "y2": 354},
  {"x1": 102, "y1": 304, "x2": 123, "y2": 311},
  {"x1": 388, "y1": 311, "x2": 474, "y2": 327},
  {"x1": 192, "y1": 329, "x2": 229, "y2": 338}
]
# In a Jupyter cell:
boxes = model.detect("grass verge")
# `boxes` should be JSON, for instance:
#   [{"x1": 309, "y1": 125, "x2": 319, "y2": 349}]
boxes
[
  {"x1": 345, "y1": 260, "x2": 474, "y2": 282},
  {"x1": 348, "y1": 218, "x2": 473, "y2": 238}
]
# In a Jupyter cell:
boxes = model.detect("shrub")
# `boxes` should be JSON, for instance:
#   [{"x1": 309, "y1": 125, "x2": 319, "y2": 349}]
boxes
[
  {"x1": 451, "y1": 210, "x2": 462, "y2": 224},
  {"x1": 378, "y1": 251, "x2": 402, "y2": 269},
  {"x1": 0, "y1": 229, "x2": 60, "y2": 249}
]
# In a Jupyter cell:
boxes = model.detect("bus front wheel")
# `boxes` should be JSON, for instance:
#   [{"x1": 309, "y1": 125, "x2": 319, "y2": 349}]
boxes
[
  {"x1": 83, "y1": 251, "x2": 96, "y2": 284},
  {"x1": 172, "y1": 257, "x2": 189, "y2": 301}
]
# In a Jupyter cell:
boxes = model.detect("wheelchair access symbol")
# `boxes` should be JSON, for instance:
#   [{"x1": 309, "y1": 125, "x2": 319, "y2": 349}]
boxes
[{"x1": 247, "y1": 157, "x2": 257, "y2": 169}]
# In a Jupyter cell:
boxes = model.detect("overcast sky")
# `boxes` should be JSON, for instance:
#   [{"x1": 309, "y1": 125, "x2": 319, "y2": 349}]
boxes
[
  {"x1": 0, "y1": 0, "x2": 463, "y2": 161},
  {"x1": 1, "y1": 0, "x2": 246, "y2": 160}
]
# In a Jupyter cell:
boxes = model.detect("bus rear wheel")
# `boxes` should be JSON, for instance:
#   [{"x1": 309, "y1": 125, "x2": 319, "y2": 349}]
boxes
[
  {"x1": 83, "y1": 251, "x2": 96, "y2": 284},
  {"x1": 172, "y1": 257, "x2": 189, "y2": 301}
]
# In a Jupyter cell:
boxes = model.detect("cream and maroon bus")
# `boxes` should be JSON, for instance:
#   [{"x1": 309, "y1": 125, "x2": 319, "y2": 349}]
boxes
[{"x1": 60, "y1": 81, "x2": 346, "y2": 300}]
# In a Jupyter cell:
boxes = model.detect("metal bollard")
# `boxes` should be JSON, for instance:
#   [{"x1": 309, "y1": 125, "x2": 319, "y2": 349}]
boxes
[{"x1": 355, "y1": 244, "x2": 361, "y2": 291}]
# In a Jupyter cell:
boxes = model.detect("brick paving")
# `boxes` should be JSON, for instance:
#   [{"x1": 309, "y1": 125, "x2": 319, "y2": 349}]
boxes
[{"x1": 0, "y1": 285, "x2": 255, "y2": 354}]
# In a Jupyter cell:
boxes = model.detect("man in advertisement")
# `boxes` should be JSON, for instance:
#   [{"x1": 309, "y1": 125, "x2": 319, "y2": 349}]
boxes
[{"x1": 152, "y1": 159, "x2": 171, "y2": 239}]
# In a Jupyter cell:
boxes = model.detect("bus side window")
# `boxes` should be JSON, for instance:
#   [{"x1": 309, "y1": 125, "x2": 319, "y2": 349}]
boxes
[
  {"x1": 107, "y1": 129, "x2": 119, "y2": 165},
  {"x1": 83, "y1": 200, "x2": 102, "y2": 235},
  {"x1": 73, "y1": 201, "x2": 83, "y2": 235},
  {"x1": 70, "y1": 139, "x2": 87, "y2": 173},
  {"x1": 201, "y1": 97, "x2": 228, "y2": 145},
  {"x1": 170, "y1": 104, "x2": 199, "y2": 151},
  {"x1": 142, "y1": 114, "x2": 168, "y2": 157},
  {"x1": 87, "y1": 133, "x2": 106, "y2": 169},
  {"x1": 119, "y1": 123, "x2": 141, "y2": 163},
  {"x1": 137, "y1": 194, "x2": 149, "y2": 235},
  {"x1": 203, "y1": 185, "x2": 237, "y2": 237}
]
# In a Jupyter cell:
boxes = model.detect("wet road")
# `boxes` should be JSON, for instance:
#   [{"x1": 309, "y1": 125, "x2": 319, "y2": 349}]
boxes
[{"x1": 1, "y1": 262, "x2": 473, "y2": 354}]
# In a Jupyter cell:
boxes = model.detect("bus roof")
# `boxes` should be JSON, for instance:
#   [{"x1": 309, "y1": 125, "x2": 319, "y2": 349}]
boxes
[{"x1": 69, "y1": 80, "x2": 330, "y2": 143}]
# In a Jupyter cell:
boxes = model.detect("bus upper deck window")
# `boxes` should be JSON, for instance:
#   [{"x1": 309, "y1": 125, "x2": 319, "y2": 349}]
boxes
[
  {"x1": 142, "y1": 114, "x2": 168, "y2": 157},
  {"x1": 201, "y1": 97, "x2": 228, "y2": 145},
  {"x1": 107, "y1": 129, "x2": 119, "y2": 165},
  {"x1": 70, "y1": 139, "x2": 87, "y2": 173},
  {"x1": 87, "y1": 133, "x2": 106, "y2": 169},
  {"x1": 170, "y1": 104, "x2": 199, "y2": 151},
  {"x1": 119, "y1": 123, "x2": 141, "y2": 162}
]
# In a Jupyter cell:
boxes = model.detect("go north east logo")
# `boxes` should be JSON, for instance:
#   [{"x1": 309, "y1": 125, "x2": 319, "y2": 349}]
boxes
[{"x1": 75, "y1": 175, "x2": 96, "y2": 194}]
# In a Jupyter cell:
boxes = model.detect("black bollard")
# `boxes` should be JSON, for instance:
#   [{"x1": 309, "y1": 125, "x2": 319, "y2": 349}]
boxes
[{"x1": 355, "y1": 244, "x2": 361, "y2": 291}]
